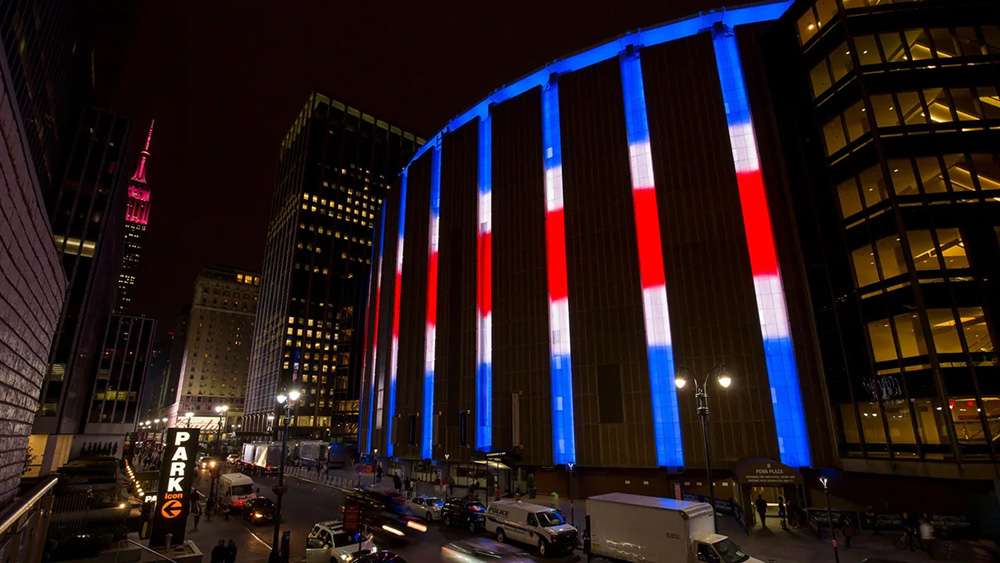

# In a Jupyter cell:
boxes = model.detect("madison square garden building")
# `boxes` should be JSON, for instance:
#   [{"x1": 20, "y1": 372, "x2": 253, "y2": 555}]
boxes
[{"x1": 357, "y1": 0, "x2": 999, "y2": 516}]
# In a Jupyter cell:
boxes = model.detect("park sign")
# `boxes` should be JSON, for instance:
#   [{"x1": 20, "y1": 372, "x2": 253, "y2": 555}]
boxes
[{"x1": 149, "y1": 428, "x2": 200, "y2": 547}]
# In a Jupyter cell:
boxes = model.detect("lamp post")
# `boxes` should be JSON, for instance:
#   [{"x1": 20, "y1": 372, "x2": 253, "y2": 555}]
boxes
[
  {"x1": 567, "y1": 462, "x2": 576, "y2": 526},
  {"x1": 270, "y1": 389, "x2": 300, "y2": 563},
  {"x1": 819, "y1": 476, "x2": 840, "y2": 563},
  {"x1": 675, "y1": 366, "x2": 733, "y2": 527},
  {"x1": 214, "y1": 404, "x2": 230, "y2": 454}
]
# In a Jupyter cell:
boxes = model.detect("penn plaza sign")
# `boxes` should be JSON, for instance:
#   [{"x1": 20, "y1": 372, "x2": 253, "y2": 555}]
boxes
[{"x1": 149, "y1": 428, "x2": 200, "y2": 547}]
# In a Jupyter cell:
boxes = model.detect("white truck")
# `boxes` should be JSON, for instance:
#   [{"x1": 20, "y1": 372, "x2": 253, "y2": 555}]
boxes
[
  {"x1": 242, "y1": 442, "x2": 282, "y2": 473},
  {"x1": 218, "y1": 473, "x2": 257, "y2": 511},
  {"x1": 294, "y1": 440, "x2": 328, "y2": 467},
  {"x1": 585, "y1": 493, "x2": 763, "y2": 563}
]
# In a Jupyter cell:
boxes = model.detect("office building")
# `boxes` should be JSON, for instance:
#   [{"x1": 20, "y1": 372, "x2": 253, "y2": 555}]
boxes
[
  {"x1": 79, "y1": 314, "x2": 156, "y2": 455},
  {"x1": 30, "y1": 108, "x2": 131, "y2": 474},
  {"x1": 0, "y1": 38, "x2": 66, "y2": 501},
  {"x1": 244, "y1": 93, "x2": 422, "y2": 439},
  {"x1": 114, "y1": 121, "x2": 155, "y2": 314},
  {"x1": 165, "y1": 267, "x2": 259, "y2": 436},
  {"x1": 772, "y1": 0, "x2": 999, "y2": 498}
]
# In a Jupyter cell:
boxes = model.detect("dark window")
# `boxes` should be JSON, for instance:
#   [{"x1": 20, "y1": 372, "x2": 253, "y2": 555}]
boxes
[
  {"x1": 458, "y1": 411, "x2": 469, "y2": 447},
  {"x1": 597, "y1": 364, "x2": 624, "y2": 424},
  {"x1": 407, "y1": 415, "x2": 417, "y2": 446}
]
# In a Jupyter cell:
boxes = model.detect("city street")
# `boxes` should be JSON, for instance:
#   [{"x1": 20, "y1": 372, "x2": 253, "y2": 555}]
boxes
[
  {"x1": 183, "y1": 464, "x2": 947, "y2": 563},
  {"x1": 188, "y1": 465, "x2": 579, "y2": 562}
]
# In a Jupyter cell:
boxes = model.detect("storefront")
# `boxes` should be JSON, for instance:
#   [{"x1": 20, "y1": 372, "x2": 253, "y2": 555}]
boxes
[{"x1": 733, "y1": 458, "x2": 804, "y2": 530}]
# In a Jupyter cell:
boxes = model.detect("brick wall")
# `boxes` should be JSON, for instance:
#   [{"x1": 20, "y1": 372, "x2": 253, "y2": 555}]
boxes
[{"x1": 0, "y1": 53, "x2": 67, "y2": 502}]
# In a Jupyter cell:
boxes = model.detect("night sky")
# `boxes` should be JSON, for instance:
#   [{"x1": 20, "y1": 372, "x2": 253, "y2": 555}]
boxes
[{"x1": 102, "y1": 0, "x2": 737, "y2": 335}]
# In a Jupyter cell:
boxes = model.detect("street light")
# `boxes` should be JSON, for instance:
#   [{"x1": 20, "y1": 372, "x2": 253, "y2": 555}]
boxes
[
  {"x1": 675, "y1": 365, "x2": 733, "y2": 527},
  {"x1": 270, "y1": 389, "x2": 301, "y2": 563},
  {"x1": 567, "y1": 462, "x2": 576, "y2": 526},
  {"x1": 819, "y1": 476, "x2": 841, "y2": 563},
  {"x1": 214, "y1": 404, "x2": 230, "y2": 453}
]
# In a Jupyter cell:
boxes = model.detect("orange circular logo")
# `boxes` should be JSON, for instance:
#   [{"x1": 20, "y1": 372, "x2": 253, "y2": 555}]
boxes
[{"x1": 161, "y1": 499, "x2": 183, "y2": 519}]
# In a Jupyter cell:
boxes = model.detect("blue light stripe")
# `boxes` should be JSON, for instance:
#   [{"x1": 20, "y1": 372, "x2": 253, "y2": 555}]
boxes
[
  {"x1": 403, "y1": 1, "x2": 792, "y2": 169},
  {"x1": 475, "y1": 115, "x2": 493, "y2": 453},
  {"x1": 619, "y1": 51, "x2": 685, "y2": 468}
]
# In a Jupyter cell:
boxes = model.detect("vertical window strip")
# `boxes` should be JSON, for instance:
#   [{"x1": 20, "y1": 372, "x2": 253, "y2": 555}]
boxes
[{"x1": 476, "y1": 115, "x2": 494, "y2": 452}]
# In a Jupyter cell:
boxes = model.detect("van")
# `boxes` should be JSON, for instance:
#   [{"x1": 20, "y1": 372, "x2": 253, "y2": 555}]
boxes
[
  {"x1": 218, "y1": 473, "x2": 257, "y2": 511},
  {"x1": 485, "y1": 499, "x2": 578, "y2": 557}
]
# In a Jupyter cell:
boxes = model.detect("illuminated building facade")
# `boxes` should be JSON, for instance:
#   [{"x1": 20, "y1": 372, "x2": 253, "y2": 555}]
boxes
[
  {"x1": 165, "y1": 267, "x2": 259, "y2": 434},
  {"x1": 115, "y1": 120, "x2": 155, "y2": 314},
  {"x1": 776, "y1": 0, "x2": 999, "y2": 486},
  {"x1": 360, "y1": 2, "x2": 835, "y2": 505},
  {"x1": 244, "y1": 93, "x2": 421, "y2": 438}
]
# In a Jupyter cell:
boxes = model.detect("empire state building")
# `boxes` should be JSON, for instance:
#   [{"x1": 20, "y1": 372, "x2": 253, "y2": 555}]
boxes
[{"x1": 115, "y1": 120, "x2": 155, "y2": 313}]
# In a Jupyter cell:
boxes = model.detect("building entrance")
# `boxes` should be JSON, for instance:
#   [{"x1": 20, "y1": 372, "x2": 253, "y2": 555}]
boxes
[{"x1": 733, "y1": 458, "x2": 804, "y2": 531}]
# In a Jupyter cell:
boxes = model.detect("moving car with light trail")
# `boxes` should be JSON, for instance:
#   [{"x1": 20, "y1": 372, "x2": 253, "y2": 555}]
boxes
[
  {"x1": 242, "y1": 497, "x2": 276, "y2": 524},
  {"x1": 441, "y1": 538, "x2": 533, "y2": 563}
]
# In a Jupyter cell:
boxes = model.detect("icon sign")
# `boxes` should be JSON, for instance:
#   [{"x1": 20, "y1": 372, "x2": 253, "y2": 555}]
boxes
[{"x1": 161, "y1": 499, "x2": 183, "y2": 519}]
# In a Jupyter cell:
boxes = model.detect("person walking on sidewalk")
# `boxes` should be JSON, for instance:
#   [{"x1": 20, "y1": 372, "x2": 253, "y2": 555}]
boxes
[
  {"x1": 375, "y1": 463, "x2": 383, "y2": 484},
  {"x1": 210, "y1": 540, "x2": 226, "y2": 563},
  {"x1": 392, "y1": 473, "x2": 401, "y2": 493},
  {"x1": 777, "y1": 496, "x2": 788, "y2": 530},
  {"x1": 919, "y1": 515, "x2": 935, "y2": 553},
  {"x1": 754, "y1": 495, "x2": 768, "y2": 529},
  {"x1": 191, "y1": 498, "x2": 202, "y2": 531},
  {"x1": 224, "y1": 539, "x2": 238, "y2": 563}
]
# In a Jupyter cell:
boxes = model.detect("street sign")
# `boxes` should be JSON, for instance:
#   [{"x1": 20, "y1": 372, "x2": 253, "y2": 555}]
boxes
[{"x1": 149, "y1": 428, "x2": 200, "y2": 547}]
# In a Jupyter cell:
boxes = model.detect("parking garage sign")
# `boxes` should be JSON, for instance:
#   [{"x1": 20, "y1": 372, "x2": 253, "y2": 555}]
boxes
[{"x1": 149, "y1": 428, "x2": 200, "y2": 547}]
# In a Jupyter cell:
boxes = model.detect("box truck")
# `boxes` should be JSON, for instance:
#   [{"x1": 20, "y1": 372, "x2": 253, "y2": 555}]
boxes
[
  {"x1": 585, "y1": 493, "x2": 763, "y2": 563},
  {"x1": 241, "y1": 442, "x2": 283, "y2": 473}
]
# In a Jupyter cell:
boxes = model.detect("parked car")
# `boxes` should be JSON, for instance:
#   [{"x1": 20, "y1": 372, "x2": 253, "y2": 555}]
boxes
[
  {"x1": 305, "y1": 520, "x2": 377, "y2": 563},
  {"x1": 405, "y1": 495, "x2": 444, "y2": 521},
  {"x1": 242, "y1": 497, "x2": 277, "y2": 524},
  {"x1": 441, "y1": 538, "x2": 533, "y2": 562},
  {"x1": 442, "y1": 498, "x2": 487, "y2": 533},
  {"x1": 486, "y1": 499, "x2": 578, "y2": 556}
]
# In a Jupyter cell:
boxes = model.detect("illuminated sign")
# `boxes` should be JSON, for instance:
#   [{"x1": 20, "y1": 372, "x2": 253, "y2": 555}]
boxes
[{"x1": 149, "y1": 428, "x2": 199, "y2": 547}]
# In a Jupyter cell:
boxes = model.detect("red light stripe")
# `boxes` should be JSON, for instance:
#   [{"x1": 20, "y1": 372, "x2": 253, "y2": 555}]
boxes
[
  {"x1": 426, "y1": 252, "x2": 438, "y2": 326},
  {"x1": 478, "y1": 232, "x2": 492, "y2": 316},
  {"x1": 392, "y1": 273, "x2": 403, "y2": 338},
  {"x1": 735, "y1": 171, "x2": 778, "y2": 276},
  {"x1": 545, "y1": 209, "x2": 569, "y2": 301},
  {"x1": 631, "y1": 187, "x2": 666, "y2": 289}
]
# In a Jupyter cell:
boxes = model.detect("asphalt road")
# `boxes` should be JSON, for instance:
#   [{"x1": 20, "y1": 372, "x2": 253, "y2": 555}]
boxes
[{"x1": 189, "y1": 465, "x2": 580, "y2": 562}]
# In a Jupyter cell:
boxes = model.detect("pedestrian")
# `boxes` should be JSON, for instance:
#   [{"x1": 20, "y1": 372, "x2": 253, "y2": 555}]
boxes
[
  {"x1": 191, "y1": 498, "x2": 202, "y2": 531},
  {"x1": 899, "y1": 512, "x2": 916, "y2": 551},
  {"x1": 786, "y1": 498, "x2": 799, "y2": 528},
  {"x1": 840, "y1": 514, "x2": 857, "y2": 548},
  {"x1": 375, "y1": 463, "x2": 383, "y2": 484},
  {"x1": 777, "y1": 496, "x2": 787, "y2": 530},
  {"x1": 754, "y1": 495, "x2": 768, "y2": 529},
  {"x1": 392, "y1": 473, "x2": 401, "y2": 493},
  {"x1": 210, "y1": 540, "x2": 227, "y2": 563},
  {"x1": 919, "y1": 515, "x2": 935, "y2": 553},
  {"x1": 224, "y1": 539, "x2": 238, "y2": 563},
  {"x1": 864, "y1": 506, "x2": 878, "y2": 535}
]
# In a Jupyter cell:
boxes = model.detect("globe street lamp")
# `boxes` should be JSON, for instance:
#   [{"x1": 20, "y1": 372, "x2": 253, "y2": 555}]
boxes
[
  {"x1": 819, "y1": 476, "x2": 841, "y2": 563},
  {"x1": 270, "y1": 389, "x2": 301, "y2": 563},
  {"x1": 675, "y1": 365, "x2": 733, "y2": 527}
]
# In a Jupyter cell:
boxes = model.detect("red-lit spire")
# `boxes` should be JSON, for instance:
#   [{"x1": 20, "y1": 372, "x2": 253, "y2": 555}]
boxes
[{"x1": 130, "y1": 119, "x2": 155, "y2": 184}]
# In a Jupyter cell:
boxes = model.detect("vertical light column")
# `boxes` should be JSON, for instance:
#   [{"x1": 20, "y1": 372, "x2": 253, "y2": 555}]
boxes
[
  {"x1": 619, "y1": 51, "x2": 684, "y2": 468},
  {"x1": 363, "y1": 205, "x2": 386, "y2": 453},
  {"x1": 386, "y1": 169, "x2": 409, "y2": 458},
  {"x1": 542, "y1": 80, "x2": 576, "y2": 465},
  {"x1": 712, "y1": 27, "x2": 811, "y2": 467},
  {"x1": 475, "y1": 115, "x2": 493, "y2": 452},
  {"x1": 422, "y1": 145, "x2": 443, "y2": 460}
]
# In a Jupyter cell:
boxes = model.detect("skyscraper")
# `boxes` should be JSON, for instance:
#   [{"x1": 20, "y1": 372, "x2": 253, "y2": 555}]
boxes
[
  {"x1": 31, "y1": 108, "x2": 131, "y2": 473},
  {"x1": 115, "y1": 120, "x2": 155, "y2": 314},
  {"x1": 244, "y1": 93, "x2": 421, "y2": 439},
  {"x1": 165, "y1": 267, "x2": 259, "y2": 436}
]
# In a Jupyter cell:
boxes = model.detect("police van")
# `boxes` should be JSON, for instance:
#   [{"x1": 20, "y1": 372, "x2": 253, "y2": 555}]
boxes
[{"x1": 485, "y1": 499, "x2": 578, "y2": 557}]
